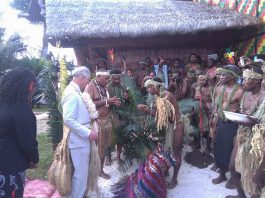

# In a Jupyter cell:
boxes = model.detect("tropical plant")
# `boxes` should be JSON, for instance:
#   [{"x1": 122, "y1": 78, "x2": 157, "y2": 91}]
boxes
[
  {"x1": 37, "y1": 59, "x2": 63, "y2": 149},
  {"x1": 11, "y1": 0, "x2": 47, "y2": 57},
  {"x1": 0, "y1": 29, "x2": 27, "y2": 76},
  {"x1": 17, "y1": 57, "x2": 46, "y2": 75},
  {"x1": 11, "y1": 0, "x2": 31, "y2": 13},
  {"x1": 37, "y1": 56, "x2": 71, "y2": 149}
]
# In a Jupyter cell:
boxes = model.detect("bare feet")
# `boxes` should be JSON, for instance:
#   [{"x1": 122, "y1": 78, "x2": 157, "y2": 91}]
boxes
[
  {"x1": 99, "y1": 171, "x2": 110, "y2": 180},
  {"x1": 225, "y1": 178, "x2": 235, "y2": 189},
  {"x1": 167, "y1": 179, "x2": 178, "y2": 189},
  {"x1": 105, "y1": 157, "x2": 111, "y2": 166},
  {"x1": 212, "y1": 174, "x2": 227, "y2": 184}
]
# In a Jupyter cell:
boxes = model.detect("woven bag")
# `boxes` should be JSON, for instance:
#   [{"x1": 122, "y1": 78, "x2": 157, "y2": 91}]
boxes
[{"x1": 48, "y1": 125, "x2": 73, "y2": 197}]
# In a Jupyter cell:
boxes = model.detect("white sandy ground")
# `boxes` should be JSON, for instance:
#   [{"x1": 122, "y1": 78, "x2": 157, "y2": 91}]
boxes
[
  {"x1": 35, "y1": 113, "x2": 238, "y2": 198},
  {"x1": 96, "y1": 146, "x2": 238, "y2": 198}
]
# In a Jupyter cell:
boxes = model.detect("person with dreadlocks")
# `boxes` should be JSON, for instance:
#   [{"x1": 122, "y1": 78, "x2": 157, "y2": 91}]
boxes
[
  {"x1": 85, "y1": 69, "x2": 121, "y2": 180},
  {"x1": 0, "y1": 68, "x2": 39, "y2": 198},
  {"x1": 212, "y1": 65, "x2": 244, "y2": 185},
  {"x1": 137, "y1": 76, "x2": 184, "y2": 189},
  {"x1": 226, "y1": 64, "x2": 265, "y2": 198}
]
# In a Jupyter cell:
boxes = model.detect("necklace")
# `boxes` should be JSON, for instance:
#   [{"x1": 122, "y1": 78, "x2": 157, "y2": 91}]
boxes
[
  {"x1": 93, "y1": 80, "x2": 109, "y2": 101},
  {"x1": 217, "y1": 83, "x2": 239, "y2": 120},
  {"x1": 240, "y1": 91, "x2": 260, "y2": 115}
]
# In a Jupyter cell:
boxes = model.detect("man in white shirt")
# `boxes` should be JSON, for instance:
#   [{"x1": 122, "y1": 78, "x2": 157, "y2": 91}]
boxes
[{"x1": 61, "y1": 66, "x2": 98, "y2": 198}]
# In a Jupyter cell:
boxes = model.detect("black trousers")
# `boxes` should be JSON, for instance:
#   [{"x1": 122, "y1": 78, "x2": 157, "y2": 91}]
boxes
[
  {"x1": 0, "y1": 170, "x2": 25, "y2": 198},
  {"x1": 214, "y1": 119, "x2": 238, "y2": 169}
]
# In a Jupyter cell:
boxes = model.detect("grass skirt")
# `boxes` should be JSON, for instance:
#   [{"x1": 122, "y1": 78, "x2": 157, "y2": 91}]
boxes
[
  {"x1": 235, "y1": 126, "x2": 260, "y2": 196},
  {"x1": 97, "y1": 116, "x2": 112, "y2": 160}
]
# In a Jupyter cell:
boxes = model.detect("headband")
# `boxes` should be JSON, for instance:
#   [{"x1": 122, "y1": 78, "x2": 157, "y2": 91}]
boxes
[
  {"x1": 243, "y1": 69, "x2": 263, "y2": 80},
  {"x1": 198, "y1": 75, "x2": 207, "y2": 80},
  {"x1": 216, "y1": 68, "x2": 240, "y2": 78},
  {"x1": 144, "y1": 79, "x2": 164, "y2": 88},
  {"x1": 111, "y1": 74, "x2": 122, "y2": 77},
  {"x1": 170, "y1": 73, "x2": 179, "y2": 78},
  {"x1": 96, "y1": 71, "x2": 110, "y2": 76}
]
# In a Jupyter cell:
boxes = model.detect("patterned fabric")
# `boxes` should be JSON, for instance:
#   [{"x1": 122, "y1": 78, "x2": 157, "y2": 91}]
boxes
[
  {"x1": 0, "y1": 170, "x2": 25, "y2": 198},
  {"x1": 112, "y1": 145, "x2": 176, "y2": 198}
]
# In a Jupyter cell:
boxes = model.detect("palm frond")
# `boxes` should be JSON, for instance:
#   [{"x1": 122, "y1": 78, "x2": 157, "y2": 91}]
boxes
[
  {"x1": 37, "y1": 60, "x2": 63, "y2": 148},
  {"x1": 59, "y1": 57, "x2": 69, "y2": 97}
]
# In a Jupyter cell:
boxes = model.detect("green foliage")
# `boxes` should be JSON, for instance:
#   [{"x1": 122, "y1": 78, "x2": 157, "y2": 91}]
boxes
[
  {"x1": 17, "y1": 57, "x2": 46, "y2": 76},
  {"x1": 119, "y1": 114, "x2": 165, "y2": 172},
  {"x1": 27, "y1": 133, "x2": 53, "y2": 179},
  {"x1": 11, "y1": 0, "x2": 31, "y2": 13},
  {"x1": 0, "y1": 30, "x2": 27, "y2": 76},
  {"x1": 32, "y1": 104, "x2": 48, "y2": 112},
  {"x1": 38, "y1": 61, "x2": 63, "y2": 147},
  {"x1": 37, "y1": 56, "x2": 72, "y2": 147}
]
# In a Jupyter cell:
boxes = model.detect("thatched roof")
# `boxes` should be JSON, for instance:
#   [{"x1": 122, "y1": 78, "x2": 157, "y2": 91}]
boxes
[{"x1": 46, "y1": 0, "x2": 261, "y2": 48}]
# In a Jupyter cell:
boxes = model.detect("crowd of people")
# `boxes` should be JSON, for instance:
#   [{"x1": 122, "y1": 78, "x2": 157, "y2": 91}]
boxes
[
  {"x1": 1, "y1": 52, "x2": 265, "y2": 198},
  {"x1": 63, "y1": 52, "x2": 265, "y2": 198}
]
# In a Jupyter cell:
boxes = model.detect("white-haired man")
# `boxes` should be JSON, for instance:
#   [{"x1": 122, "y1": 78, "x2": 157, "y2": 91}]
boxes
[{"x1": 61, "y1": 66, "x2": 98, "y2": 198}]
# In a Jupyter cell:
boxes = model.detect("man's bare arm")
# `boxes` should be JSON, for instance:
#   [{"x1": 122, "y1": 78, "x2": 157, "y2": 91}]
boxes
[
  {"x1": 85, "y1": 83, "x2": 106, "y2": 108},
  {"x1": 258, "y1": 90, "x2": 265, "y2": 106},
  {"x1": 168, "y1": 93, "x2": 181, "y2": 122},
  {"x1": 181, "y1": 79, "x2": 188, "y2": 98}
]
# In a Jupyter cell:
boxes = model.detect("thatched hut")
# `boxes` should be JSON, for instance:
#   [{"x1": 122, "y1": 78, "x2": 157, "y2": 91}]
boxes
[{"x1": 46, "y1": 0, "x2": 260, "y2": 69}]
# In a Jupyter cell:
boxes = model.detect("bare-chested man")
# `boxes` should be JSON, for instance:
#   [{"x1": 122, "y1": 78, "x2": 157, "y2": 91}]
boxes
[
  {"x1": 136, "y1": 60, "x2": 149, "y2": 90},
  {"x1": 85, "y1": 69, "x2": 121, "y2": 179},
  {"x1": 262, "y1": 78, "x2": 265, "y2": 91},
  {"x1": 212, "y1": 65, "x2": 244, "y2": 185},
  {"x1": 193, "y1": 75, "x2": 213, "y2": 151},
  {"x1": 185, "y1": 53, "x2": 202, "y2": 75},
  {"x1": 227, "y1": 64, "x2": 265, "y2": 198},
  {"x1": 209, "y1": 69, "x2": 222, "y2": 149},
  {"x1": 193, "y1": 75, "x2": 212, "y2": 117},
  {"x1": 168, "y1": 72, "x2": 188, "y2": 100},
  {"x1": 107, "y1": 69, "x2": 133, "y2": 165},
  {"x1": 185, "y1": 71, "x2": 197, "y2": 98},
  {"x1": 137, "y1": 77, "x2": 184, "y2": 189}
]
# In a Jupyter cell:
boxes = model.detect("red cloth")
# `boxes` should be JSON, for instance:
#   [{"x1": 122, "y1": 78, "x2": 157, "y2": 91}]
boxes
[{"x1": 23, "y1": 179, "x2": 61, "y2": 198}]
